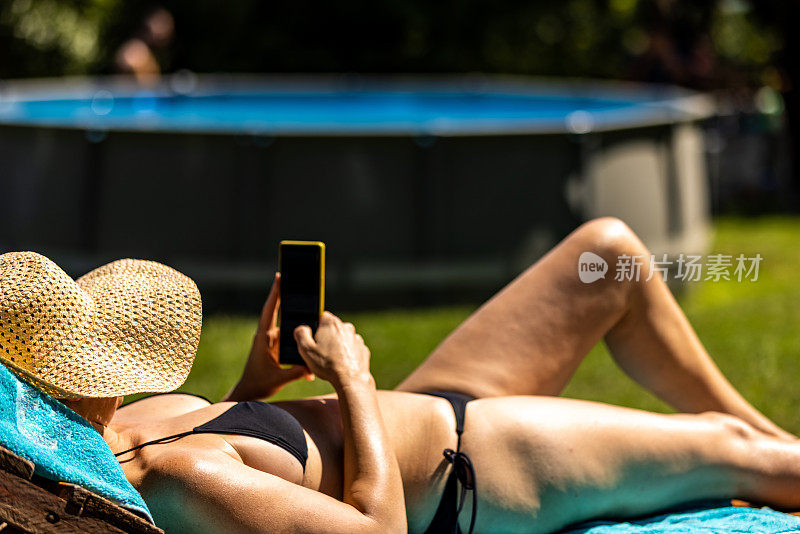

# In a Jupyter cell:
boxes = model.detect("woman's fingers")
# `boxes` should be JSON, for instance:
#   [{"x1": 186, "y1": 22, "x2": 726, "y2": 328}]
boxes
[
  {"x1": 293, "y1": 313, "x2": 370, "y2": 384},
  {"x1": 320, "y1": 311, "x2": 338, "y2": 326},
  {"x1": 280, "y1": 365, "x2": 309, "y2": 380},
  {"x1": 321, "y1": 312, "x2": 356, "y2": 337},
  {"x1": 269, "y1": 273, "x2": 281, "y2": 329},
  {"x1": 268, "y1": 273, "x2": 281, "y2": 330},
  {"x1": 267, "y1": 327, "x2": 279, "y2": 350},
  {"x1": 294, "y1": 325, "x2": 322, "y2": 376},
  {"x1": 294, "y1": 325, "x2": 317, "y2": 354},
  {"x1": 258, "y1": 273, "x2": 281, "y2": 331}
]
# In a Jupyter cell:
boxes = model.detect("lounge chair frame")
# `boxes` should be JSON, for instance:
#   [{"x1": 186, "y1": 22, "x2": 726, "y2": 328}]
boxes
[{"x1": 0, "y1": 445, "x2": 162, "y2": 534}]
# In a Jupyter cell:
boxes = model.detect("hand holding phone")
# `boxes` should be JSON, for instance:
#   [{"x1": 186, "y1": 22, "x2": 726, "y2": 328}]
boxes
[
  {"x1": 279, "y1": 241, "x2": 325, "y2": 367},
  {"x1": 222, "y1": 273, "x2": 311, "y2": 402},
  {"x1": 293, "y1": 311, "x2": 372, "y2": 387}
]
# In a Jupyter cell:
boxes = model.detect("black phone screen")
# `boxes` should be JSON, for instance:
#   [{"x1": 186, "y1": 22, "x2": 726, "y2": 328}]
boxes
[{"x1": 279, "y1": 243, "x2": 323, "y2": 367}]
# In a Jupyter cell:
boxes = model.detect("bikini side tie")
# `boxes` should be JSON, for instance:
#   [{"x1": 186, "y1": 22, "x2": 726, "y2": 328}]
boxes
[{"x1": 442, "y1": 448, "x2": 477, "y2": 534}]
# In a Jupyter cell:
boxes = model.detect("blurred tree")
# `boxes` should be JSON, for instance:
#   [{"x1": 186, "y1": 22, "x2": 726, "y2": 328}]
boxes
[
  {"x1": 0, "y1": 0, "x2": 116, "y2": 77},
  {"x1": 748, "y1": 1, "x2": 800, "y2": 206},
  {"x1": 0, "y1": 0, "x2": 784, "y2": 90}
]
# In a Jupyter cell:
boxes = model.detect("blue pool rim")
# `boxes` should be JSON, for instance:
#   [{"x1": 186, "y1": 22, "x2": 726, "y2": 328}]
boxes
[{"x1": 0, "y1": 74, "x2": 715, "y2": 137}]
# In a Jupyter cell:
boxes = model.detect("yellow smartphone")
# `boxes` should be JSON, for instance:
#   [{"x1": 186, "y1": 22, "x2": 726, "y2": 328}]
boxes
[{"x1": 278, "y1": 240, "x2": 325, "y2": 367}]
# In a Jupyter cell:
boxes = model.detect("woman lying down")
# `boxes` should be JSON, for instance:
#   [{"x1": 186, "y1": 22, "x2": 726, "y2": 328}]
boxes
[{"x1": 1, "y1": 217, "x2": 799, "y2": 534}]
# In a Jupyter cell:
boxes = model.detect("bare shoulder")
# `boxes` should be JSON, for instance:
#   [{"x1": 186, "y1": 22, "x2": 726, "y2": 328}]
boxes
[
  {"x1": 117, "y1": 393, "x2": 211, "y2": 421},
  {"x1": 138, "y1": 448, "x2": 244, "y2": 534},
  {"x1": 143, "y1": 445, "x2": 232, "y2": 488}
]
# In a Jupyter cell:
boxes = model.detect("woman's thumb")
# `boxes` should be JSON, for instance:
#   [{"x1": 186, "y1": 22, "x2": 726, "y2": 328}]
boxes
[{"x1": 281, "y1": 365, "x2": 309, "y2": 381}]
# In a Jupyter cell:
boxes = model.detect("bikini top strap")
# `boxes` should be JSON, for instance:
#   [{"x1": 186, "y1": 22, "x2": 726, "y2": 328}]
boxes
[{"x1": 114, "y1": 430, "x2": 195, "y2": 458}]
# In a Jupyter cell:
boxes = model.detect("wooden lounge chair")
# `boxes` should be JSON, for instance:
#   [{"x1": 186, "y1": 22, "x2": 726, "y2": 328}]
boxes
[{"x1": 0, "y1": 445, "x2": 162, "y2": 534}]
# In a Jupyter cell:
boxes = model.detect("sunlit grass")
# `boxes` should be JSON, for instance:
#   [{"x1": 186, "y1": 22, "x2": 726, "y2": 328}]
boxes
[{"x1": 174, "y1": 216, "x2": 800, "y2": 435}]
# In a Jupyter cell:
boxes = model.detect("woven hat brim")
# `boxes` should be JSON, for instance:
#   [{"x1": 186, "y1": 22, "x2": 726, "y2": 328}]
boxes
[
  {"x1": 2, "y1": 358, "x2": 81, "y2": 399},
  {"x1": 29, "y1": 259, "x2": 202, "y2": 399}
]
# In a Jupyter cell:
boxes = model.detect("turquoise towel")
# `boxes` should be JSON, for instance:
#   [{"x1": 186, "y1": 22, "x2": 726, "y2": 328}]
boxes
[
  {"x1": 0, "y1": 363, "x2": 153, "y2": 522},
  {"x1": 561, "y1": 503, "x2": 800, "y2": 533}
]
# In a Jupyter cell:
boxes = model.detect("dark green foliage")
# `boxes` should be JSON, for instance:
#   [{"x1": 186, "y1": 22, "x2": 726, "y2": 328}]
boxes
[{"x1": 0, "y1": 0, "x2": 784, "y2": 91}]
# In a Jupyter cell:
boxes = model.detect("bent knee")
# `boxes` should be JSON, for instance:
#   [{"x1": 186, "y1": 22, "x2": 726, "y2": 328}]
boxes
[
  {"x1": 698, "y1": 411, "x2": 760, "y2": 443},
  {"x1": 570, "y1": 217, "x2": 649, "y2": 260},
  {"x1": 564, "y1": 218, "x2": 650, "y2": 298}
]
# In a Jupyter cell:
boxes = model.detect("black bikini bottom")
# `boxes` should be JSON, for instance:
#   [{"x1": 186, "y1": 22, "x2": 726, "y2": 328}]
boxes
[{"x1": 420, "y1": 391, "x2": 477, "y2": 534}]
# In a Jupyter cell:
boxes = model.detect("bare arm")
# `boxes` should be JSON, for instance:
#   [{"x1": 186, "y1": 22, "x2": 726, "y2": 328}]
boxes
[
  {"x1": 295, "y1": 312, "x2": 407, "y2": 532},
  {"x1": 151, "y1": 312, "x2": 406, "y2": 533},
  {"x1": 147, "y1": 448, "x2": 403, "y2": 534},
  {"x1": 336, "y1": 376, "x2": 402, "y2": 523}
]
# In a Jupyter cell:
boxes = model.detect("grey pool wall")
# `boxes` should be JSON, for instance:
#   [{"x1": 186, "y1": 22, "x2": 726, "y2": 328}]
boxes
[{"x1": 0, "y1": 76, "x2": 714, "y2": 309}]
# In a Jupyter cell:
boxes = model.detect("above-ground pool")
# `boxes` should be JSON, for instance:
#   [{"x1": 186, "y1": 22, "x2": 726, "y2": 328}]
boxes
[
  {"x1": 0, "y1": 76, "x2": 715, "y2": 308},
  {"x1": 1, "y1": 76, "x2": 709, "y2": 135}
]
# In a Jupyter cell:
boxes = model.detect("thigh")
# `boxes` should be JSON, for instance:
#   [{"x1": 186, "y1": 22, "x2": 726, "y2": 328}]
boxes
[
  {"x1": 396, "y1": 218, "x2": 638, "y2": 398},
  {"x1": 464, "y1": 397, "x2": 751, "y2": 533}
]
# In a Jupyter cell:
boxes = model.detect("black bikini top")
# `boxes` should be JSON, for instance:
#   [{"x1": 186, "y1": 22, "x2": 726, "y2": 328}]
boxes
[{"x1": 115, "y1": 401, "x2": 308, "y2": 469}]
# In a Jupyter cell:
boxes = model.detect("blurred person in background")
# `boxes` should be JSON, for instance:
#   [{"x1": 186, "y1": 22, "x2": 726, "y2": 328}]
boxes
[{"x1": 114, "y1": 6, "x2": 174, "y2": 84}]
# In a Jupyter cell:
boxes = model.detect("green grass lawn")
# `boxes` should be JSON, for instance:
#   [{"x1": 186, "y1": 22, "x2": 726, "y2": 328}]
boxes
[{"x1": 170, "y1": 216, "x2": 800, "y2": 435}]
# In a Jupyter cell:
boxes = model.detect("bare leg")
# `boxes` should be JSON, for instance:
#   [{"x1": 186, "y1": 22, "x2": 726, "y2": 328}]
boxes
[
  {"x1": 397, "y1": 217, "x2": 793, "y2": 440},
  {"x1": 465, "y1": 397, "x2": 800, "y2": 533}
]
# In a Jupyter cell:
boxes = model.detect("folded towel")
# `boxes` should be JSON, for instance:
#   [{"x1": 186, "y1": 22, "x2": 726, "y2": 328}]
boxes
[
  {"x1": 0, "y1": 363, "x2": 153, "y2": 522},
  {"x1": 560, "y1": 502, "x2": 800, "y2": 533}
]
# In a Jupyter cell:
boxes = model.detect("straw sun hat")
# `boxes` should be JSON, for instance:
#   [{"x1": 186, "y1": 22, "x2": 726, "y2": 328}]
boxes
[{"x1": 0, "y1": 251, "x2": 202, "y2": 399}]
